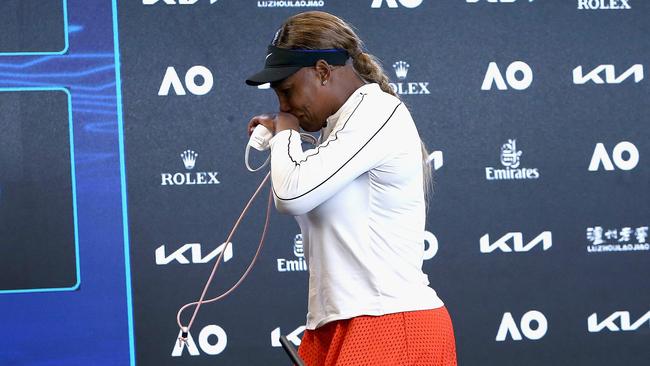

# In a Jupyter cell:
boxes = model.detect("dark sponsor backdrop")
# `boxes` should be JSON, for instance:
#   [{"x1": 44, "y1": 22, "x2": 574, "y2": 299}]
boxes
[
  {"x1": 0, "y1": 0, "x2": 648, "y2": 365},
  {"x1": 117, "y1": 1, "x2": 650, "y2": 365}
]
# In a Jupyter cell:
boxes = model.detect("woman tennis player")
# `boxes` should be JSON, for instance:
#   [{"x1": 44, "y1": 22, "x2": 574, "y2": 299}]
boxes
[{"x1": 245, "y1": 11, "x2": 457, "y2": 366}]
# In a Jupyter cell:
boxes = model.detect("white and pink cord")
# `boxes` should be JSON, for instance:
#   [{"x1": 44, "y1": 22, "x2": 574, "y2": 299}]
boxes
[{"x1": 175, "y1": 171, "x2": 272, "y2": 345}]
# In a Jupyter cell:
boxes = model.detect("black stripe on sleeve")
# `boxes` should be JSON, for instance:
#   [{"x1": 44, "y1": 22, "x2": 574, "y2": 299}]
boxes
[
  {"x1": 287, "y1": 129, "x2": 298, "y2": 166},
  {"x1": 274, "y1": 102, "x2": 402, "y2": 202}
]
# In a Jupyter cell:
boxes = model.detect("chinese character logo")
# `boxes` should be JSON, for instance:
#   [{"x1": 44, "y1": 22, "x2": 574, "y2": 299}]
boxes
[{"x1": 587, "y1": 226, "x2": 649, "y2": 253}]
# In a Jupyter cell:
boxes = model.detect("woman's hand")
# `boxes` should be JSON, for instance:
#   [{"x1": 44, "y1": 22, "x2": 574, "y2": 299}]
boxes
[
  {"x1": 247, "y1": 112, "x2": 300, "y2": 136},
  {"x1": 247, "y1": 113, "x2": 276, "y2": 136}
]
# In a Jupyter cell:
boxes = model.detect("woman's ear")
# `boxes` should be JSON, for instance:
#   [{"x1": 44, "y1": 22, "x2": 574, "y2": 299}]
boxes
[{"x1": 314, "y1": 60, "x2": 331, "y2": 85}]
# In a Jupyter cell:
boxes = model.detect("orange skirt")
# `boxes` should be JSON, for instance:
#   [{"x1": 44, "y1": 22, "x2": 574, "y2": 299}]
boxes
[{"x1": 297, "y1": 306, "x2": 457, "y2": 366}]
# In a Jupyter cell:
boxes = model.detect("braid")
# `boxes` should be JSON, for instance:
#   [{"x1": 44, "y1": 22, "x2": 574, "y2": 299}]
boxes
[
  {"x1": 351, "y1": 51, "x2": 398, "y2": 98},
  {"x1": 271, "y1": 24, "x2": 288, "y2": 46}
]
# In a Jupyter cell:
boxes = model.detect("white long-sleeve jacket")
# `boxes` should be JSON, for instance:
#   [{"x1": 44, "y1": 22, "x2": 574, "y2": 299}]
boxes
[{"x1": 269, "y1": 83, "x2": 444, "y2": 330}]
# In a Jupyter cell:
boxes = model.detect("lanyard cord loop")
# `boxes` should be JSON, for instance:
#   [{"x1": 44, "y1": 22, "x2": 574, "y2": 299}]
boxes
[{"x1": 176, "y1": 172, "x2": 272, "y2": 344}]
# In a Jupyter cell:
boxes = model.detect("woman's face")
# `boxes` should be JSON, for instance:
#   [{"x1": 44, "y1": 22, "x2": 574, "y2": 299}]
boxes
[{"x1": 271, "y1": 67, "x2": 330, "y2": 132}]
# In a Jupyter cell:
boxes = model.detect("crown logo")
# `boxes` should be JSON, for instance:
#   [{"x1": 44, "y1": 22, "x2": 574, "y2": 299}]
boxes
[
  {"x1": 180, "y1": 150, "x2": 198, "y2": 170},
  {"x1": 393, "y1": 61, "x2": 410, "y2": 80}
]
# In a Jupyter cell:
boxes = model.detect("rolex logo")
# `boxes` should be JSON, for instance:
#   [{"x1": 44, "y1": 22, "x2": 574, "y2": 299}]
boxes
[
  {"x1": 161, "y1": 150, "x2": 220, "y2": 186},
  {"x1": 389, "y1": 60, "x2": 430, "y2": 95},
  {"x1": 393, "y1": 61, "x2": 410, "y2": 80},
  {"x1": 181, "y1": 150, "x2": 198, "y2": 170}
]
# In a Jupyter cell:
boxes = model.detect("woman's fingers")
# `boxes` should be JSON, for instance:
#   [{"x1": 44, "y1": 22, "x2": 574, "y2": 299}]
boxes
[
  {"x1": 247, "y1": 118, "x2": 260, "y2": 136},
  {"x1": 247, "y1": 114, "x2": 276, "y2": 136}
]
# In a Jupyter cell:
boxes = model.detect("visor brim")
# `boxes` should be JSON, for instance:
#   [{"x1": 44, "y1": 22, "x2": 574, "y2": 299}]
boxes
[{"x1": 245, "y1": 66, "x2": 303, "y2": 86}]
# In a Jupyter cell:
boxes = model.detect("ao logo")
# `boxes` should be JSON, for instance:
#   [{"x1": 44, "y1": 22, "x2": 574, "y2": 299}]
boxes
[
  {"x1": 423, "y1": 230, "x2": 438, "y2": 260},
  {"x1": 481, "y1": 61, "x2": 533, "y2": 90},
  {"x1": 371, "y1": 0, "x2": 422, "y2": 8},
  {"x1": 172, "y1": 325, "x2": 227, "y2": 357},
  {"x1": 271, "y1": 326, "x2": 306, "y2": 347},
  {"x1": 496, "y1": 310, "x2": 547, "y2": 341},
  {"x1": 588, "y1": 142, "x2": 639, "y2": 171},
  {"x1": 159, "y1": 66, "x2": 214, "y2": 96},
  {"x1": 588, "y1": 310, "x2": 650, "y2": 333},
  {"x1": 480, "y1": 231, "x2": 552, "y2": 253}
]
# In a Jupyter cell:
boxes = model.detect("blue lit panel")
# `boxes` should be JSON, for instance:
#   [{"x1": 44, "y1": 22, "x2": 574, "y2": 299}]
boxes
[
  {"x1": 0, "y1": 88, "x2": 79, "y2": 293},
  {"x1": 0, "y1": 0, "x2": 69, "y2": 55}
]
